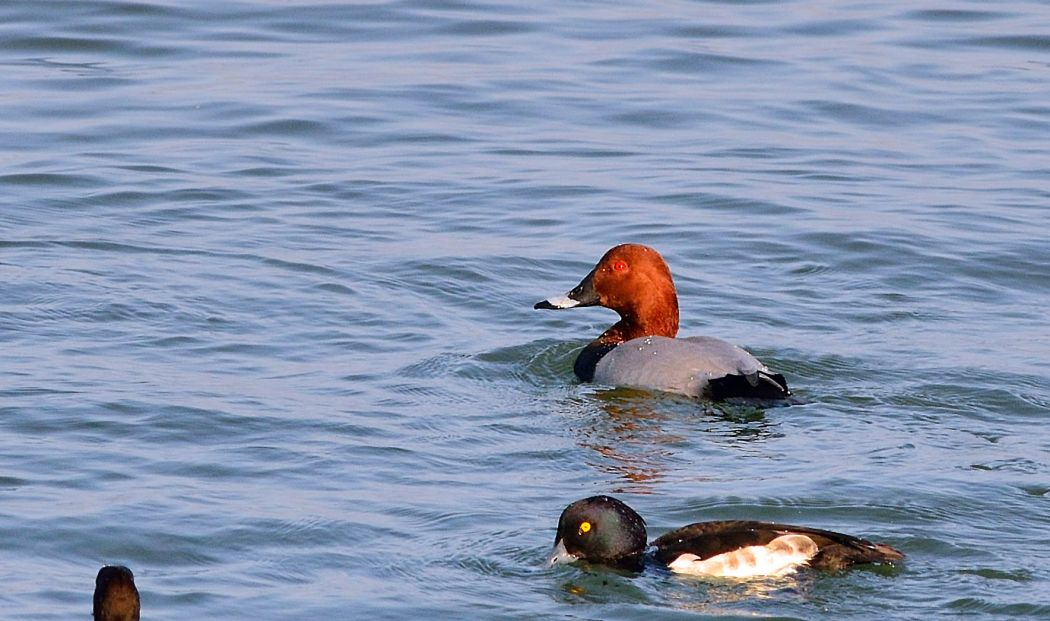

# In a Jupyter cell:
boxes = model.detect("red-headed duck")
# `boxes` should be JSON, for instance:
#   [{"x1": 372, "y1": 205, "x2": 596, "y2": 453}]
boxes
[
  {"x1": 549, "y1": 496, "x2": 904, "y2": 577},
  {"x1": 94, "y1": 565, "x2": 140, "y2": 621},
  {"x1": 535, "y1": 244, "x2": 790, "y2": 401}
]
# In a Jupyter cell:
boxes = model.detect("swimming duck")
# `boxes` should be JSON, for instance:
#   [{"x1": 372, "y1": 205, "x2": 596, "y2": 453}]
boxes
[
  {"x1": 549, "y1": 496, "x2": 904, "y2": 577},
  {"x1": 93, "y1": 565, "x2": 140, "y2": 621},
  {"x1": 535, "y1": 244, "x2": 790, "y2": 401}
]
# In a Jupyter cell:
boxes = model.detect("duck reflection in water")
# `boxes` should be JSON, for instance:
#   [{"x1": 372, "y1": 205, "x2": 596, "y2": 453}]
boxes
[{"x1": 571, "y1": 388, "x2": 781, "y2": 493}]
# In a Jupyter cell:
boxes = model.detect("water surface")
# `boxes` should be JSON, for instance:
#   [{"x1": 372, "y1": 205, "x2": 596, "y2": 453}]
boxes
[{"x1": 2, "y1": 1, "x2": 1049, "y2": 619}]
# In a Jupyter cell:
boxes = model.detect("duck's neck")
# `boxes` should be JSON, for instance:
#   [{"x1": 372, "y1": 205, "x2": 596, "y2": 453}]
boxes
[{"x1": 597, "y1": 296, "x2": 679, "y2": 345}]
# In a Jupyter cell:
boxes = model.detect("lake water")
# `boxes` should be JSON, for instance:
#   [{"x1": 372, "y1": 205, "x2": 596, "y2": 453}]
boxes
[{"x1": 2, "y1": 1, "x2": 1049, "y2": 619}]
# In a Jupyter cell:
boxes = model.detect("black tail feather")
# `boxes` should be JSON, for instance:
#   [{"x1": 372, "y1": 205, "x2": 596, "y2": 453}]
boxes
[{"x1": 707, "y1": 371, "x2": 790, "y2": 401}]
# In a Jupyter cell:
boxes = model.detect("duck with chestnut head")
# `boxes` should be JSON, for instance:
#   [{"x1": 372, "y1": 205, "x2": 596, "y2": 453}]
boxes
[{"x1": 536, "y1": 244, "x2": 790, "y2": 402}]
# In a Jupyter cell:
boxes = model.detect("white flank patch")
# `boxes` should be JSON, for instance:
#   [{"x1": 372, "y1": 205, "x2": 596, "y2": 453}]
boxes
[
  {"x1": 544, "y1": 295, "x2": 579, "y2": 309},
  {"x1": 667, "y1": 534, "x2": 818, "y2": 578}
]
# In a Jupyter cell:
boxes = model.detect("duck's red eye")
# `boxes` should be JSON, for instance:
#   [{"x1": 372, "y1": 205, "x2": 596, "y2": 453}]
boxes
[{"x1": 612, "y1": 260, "x2": 627, "y2": 272}]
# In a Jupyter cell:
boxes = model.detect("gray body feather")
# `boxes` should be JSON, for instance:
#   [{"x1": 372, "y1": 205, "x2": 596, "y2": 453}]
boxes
[{"x1": 593, "y1": 335, "x2": 768, "y2": 397}]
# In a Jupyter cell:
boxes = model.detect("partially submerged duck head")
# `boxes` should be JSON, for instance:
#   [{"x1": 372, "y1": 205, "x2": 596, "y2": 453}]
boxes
[{"x1": 94, "y1": 565, "x2": 140, "y2": 621}]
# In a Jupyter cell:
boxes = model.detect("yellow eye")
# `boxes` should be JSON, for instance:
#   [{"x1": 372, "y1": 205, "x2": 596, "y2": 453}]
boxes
[{"x1": 579, "y1": 521, "x2": 591, "y2": 535}]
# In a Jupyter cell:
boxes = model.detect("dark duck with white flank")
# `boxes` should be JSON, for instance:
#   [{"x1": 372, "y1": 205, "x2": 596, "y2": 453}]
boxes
[
  {"x1": 549, "y1": 496, "x2": 904, "y2": 578},
  {"x1": 535, "y1": 244, "x2": 790, "y2": 401}
]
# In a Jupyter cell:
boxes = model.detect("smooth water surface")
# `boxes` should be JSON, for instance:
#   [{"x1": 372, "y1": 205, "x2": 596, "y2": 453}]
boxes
[{"x1": 2, "y1": 1, "x2": 1049, "y2": 619}]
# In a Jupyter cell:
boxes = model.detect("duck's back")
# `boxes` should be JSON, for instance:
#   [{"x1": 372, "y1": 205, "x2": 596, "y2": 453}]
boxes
[
  {"x1": 592, "y1": 335, "x2": 786, "y2": 399},
  {"x1": 652, "y1": 520, "x2": 904, "y2": 573}
]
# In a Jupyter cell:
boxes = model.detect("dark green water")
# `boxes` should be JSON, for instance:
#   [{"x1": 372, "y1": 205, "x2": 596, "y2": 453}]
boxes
[{"x1": 2, "y1": 1, "x2": 1048, "y2": 619}]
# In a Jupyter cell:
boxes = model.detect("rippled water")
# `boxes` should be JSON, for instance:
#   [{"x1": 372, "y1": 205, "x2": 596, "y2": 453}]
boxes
[{"x1": 2, "y1": 1, "x2": 1049, "y2": 619}]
